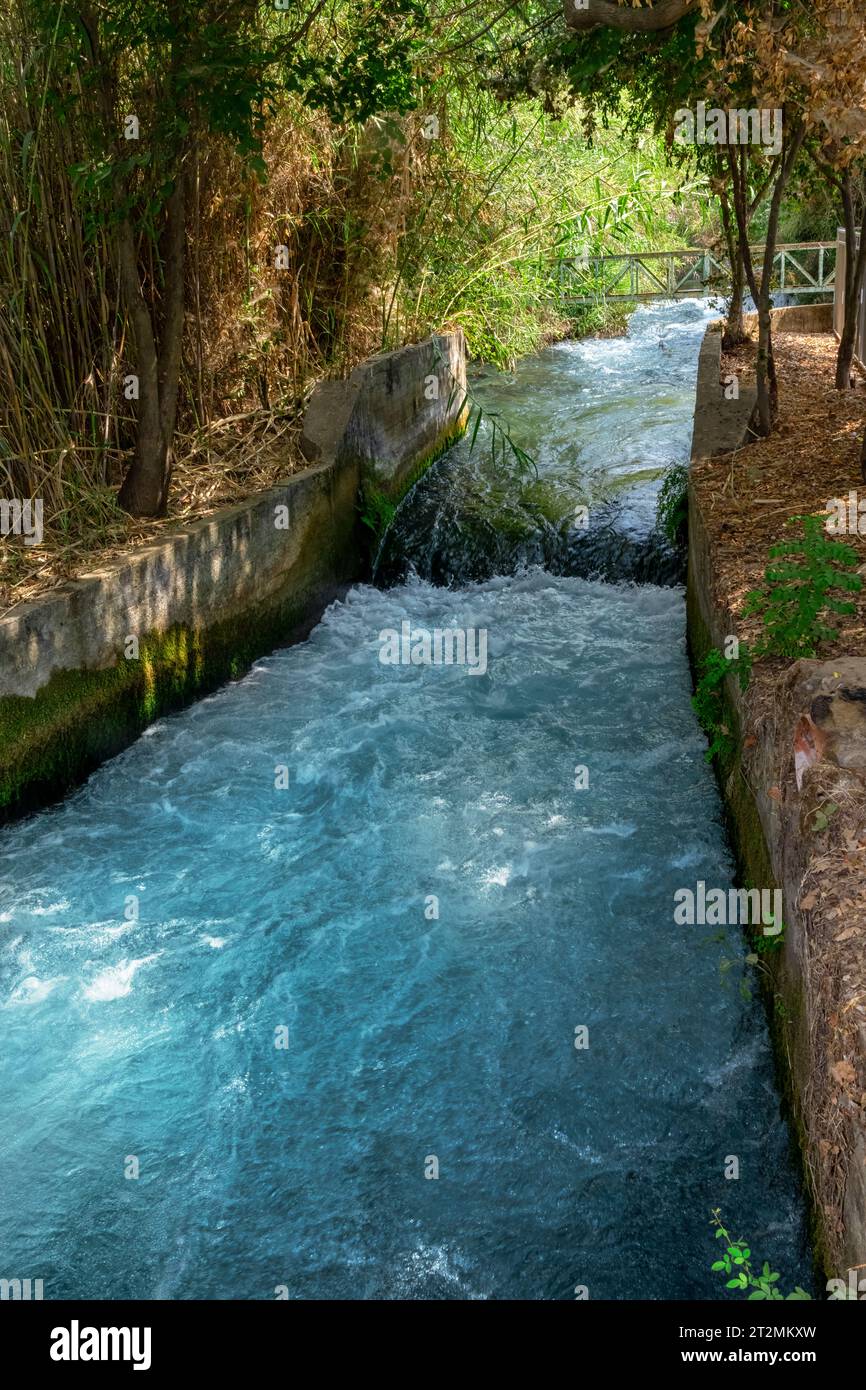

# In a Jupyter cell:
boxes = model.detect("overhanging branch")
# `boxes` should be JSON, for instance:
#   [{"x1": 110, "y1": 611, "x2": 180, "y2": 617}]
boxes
[{"x1": 562, "y1": 0, "x2": 702, "y2": 34}]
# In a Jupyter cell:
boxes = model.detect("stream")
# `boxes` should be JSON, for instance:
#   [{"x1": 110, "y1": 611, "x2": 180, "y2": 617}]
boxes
[{"x1": 0, "y1": 300, "x2": 811, "y2": 1300}]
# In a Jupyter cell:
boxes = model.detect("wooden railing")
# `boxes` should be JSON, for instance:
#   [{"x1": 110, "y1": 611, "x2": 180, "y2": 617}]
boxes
[{"x1": 552, "y1": 242, "x2": 837, "y2": 306}]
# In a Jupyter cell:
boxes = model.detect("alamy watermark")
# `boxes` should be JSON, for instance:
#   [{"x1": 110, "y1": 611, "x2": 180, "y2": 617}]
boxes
[
  {"x1": 825, "y1": 491, "x2": 866, "y2": 536},
  {"x1": 378, "y1": 620, "x2": 488, "y2": 676},
  {"x1": 0, "y1": 1276, "x2": 43, "y2": 1299},
  {"x1": 50, "y1": 1321, "x2": 151, "y2": 1371},
  {"x1": 674, "y1": 882, "x2": 783, "y2": 932},
  {"x1": 674, "y1": 101, "x2": 782, "y2": 156},
  {"x1": 0, "y1": 497, "x2": 42, "y2": 546}
]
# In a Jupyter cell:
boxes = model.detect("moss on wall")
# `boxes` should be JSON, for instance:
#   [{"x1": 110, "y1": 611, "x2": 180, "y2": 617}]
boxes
[
  {"x1": 687, "y1": 504, "x2": 827, "y2": 1278},
  {"x1": 0, "y1": 587, "x2": 320, "y2": 824},
  {"x1": 358, "y1": 415, "x2": 469, "y2": 561},
  {"x1": 369, "y1": 414, "x2": 469, "y2": 505}
]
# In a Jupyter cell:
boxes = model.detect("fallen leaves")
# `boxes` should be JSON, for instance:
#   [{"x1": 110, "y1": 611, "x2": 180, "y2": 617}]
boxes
[{"x1": 832, "y1": 1059, "x2": 857, "y2": 1088}]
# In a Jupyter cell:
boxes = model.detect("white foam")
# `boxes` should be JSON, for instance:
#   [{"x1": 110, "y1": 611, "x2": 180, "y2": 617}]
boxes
[
  {"x1": 8, "y1": 975, "x2": 60, "y2": 1006},
  {"x1": 83, "y1": 953, "x2": 160, "y2": 1002}
]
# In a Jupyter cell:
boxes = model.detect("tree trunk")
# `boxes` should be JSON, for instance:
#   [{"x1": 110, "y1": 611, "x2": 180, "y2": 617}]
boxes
[
  {"x1": 719, "y1": 182, "x2": 746, "y2": 348},
  {"x1": 117, "y1": 4, "x2": 188, "y2": 518},
  {"x1": 563, "y1": 0, "x2": 700, "y2": 33},
  {"x1": 116, "y1": 217, "x2": 168, "y2": 515},
  {"x1": 117, "y1": 166, "x2": 187, "y2": 517},
  {"x1": 754, "y1": 123, "x2": 805, "y2": 437},
  {"x1": 836, "y1": 178, "x2": 866, "y2": 390}
]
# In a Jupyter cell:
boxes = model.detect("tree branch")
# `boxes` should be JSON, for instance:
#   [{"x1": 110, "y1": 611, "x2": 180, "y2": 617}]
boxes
[{"x1": 562, "y1": 0, "x2": 702, "y2": 34}]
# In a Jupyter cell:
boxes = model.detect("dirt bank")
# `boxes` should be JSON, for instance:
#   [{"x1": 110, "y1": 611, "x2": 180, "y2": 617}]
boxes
[{"x1": 689, "y1": 312, "x2": 866, "y2": 1284}]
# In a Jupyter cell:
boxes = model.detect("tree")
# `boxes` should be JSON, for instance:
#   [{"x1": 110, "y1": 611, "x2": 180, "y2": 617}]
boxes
[
  {"x1": 31, "y1": 0, "x2": 426, "y2": 517},
  {"x1": 778, "y1": 0, "x2": 866, "y2": 390}
]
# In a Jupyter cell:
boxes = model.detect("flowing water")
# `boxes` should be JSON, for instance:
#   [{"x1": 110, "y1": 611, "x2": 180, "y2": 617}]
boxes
[
  {"x1": 0, "y1": 301, "x2": 811, "y2": 1300},
  {"x1": 376, "y1": 299, "x2": 711, "y2": 587}
]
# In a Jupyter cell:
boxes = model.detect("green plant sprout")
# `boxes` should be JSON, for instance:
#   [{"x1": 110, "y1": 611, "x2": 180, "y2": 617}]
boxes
[
  {"x1": 710, "y1": 1211, "x2": 811, "y2": 1301},
  {"x1": 692, "y1": 646, "x2": 752, "y2": 762}
]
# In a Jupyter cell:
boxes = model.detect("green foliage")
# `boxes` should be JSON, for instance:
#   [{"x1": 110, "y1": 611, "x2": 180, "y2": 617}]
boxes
[
  {"x1": 280, "y1": 0, "x2": 426, "y2": 124},
  {"x1": 390, "y1": 100, "x2": 714, "y2": 368},
  {"x1": 564, "y1": 299, "x2": 634, "y2": 339},
  {"x1": 811, "y1": 799, "x2": 839, "y2": 833},
  {"x1": 656, "y1": 463, "x2": 689, "y2": 546},
  {"x1": 692, "y1": 646, "x2": 752, "y2": 763},
  {"x1": 358, "y1": 486, "x2": 397, "y2": 549},
  {"x1": 710, "y1": 1212, "x2": 811, "y2": 1301},
  {"x1": 465, "y1": 401, "x2": 538, "y2": 481},
  {"x1": 745, "y1": 515, "x2": 862, "y2": 659},
  {"x1": 746, "y1": 920, "x2": 786, "y2": 958},
  {"x1": 32, "y1": 0, "x2": 427, "y2": 229}
]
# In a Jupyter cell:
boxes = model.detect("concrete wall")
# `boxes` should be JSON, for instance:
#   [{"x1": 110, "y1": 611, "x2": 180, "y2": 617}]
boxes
[
  {"x1": 1, "y1": 462, "x2": 359, "y2": 704},
  {"x1": 690, "y1": 305, "x2": 833, "y2": 465},
  {"x1": 0, "y1": 332, "x2": 468, "y2": 821},
  {"x1": 687, "y1": 313, "x2": 866, "y2": 1281},
  {"x1": 300, "y1": 329, "x2": 468, "y2": 498},
  {"x1": 690, "y1": 324, "x2": 757, "y2": 461}
]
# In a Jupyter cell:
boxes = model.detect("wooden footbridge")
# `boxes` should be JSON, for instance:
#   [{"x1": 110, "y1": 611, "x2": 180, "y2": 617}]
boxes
[{"x1": 553, "y1": 242, "x2": 837, "y2": 306}]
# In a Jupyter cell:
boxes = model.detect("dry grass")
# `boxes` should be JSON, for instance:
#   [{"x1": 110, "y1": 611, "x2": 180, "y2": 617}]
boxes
[
  {"x1": 0, "y1": 404, "x2": 307, "y2": 614},
  {"x1": 0, "y1": 69, "x2": 404, "y2": 616}
]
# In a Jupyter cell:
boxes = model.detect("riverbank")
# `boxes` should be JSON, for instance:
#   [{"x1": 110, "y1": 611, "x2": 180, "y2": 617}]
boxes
[
  {"x1": 0, "y1": 332, "x2": 468, "y2": 822},
  {"x1": 688, "y1": 310, "x2": 866, "y2": 1283}
]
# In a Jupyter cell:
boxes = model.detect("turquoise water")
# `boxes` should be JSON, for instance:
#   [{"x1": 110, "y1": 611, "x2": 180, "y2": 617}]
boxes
[
  {"x1": 0, "y1": 304, "x2": 810, "y2": 1299},
  {"x1": 377, "y1": 298, "x2": 716, "y2": 586}
]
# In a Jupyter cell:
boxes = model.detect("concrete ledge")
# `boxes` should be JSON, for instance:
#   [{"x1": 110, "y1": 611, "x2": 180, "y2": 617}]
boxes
[
  {"x1": 691, "y1": 324, "x2": 757, "y2": 461},
  {"x1": 301, "y1": 329, "x2": 469, "y2": 499},
  {"x1": 1, "y1": 462, "x2": 357, "y2": 703},
  {"x1": 0, "y1": 332, "x2": 468, "y2": 821},
  {"x1": 750, "y1": 302, "x2": 834, "y2": 335}
]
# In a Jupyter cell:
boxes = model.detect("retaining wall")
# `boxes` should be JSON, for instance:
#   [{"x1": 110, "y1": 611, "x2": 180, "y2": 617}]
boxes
[
  {"x1": 0, "y1": 331, "x2": 468, "y2": 821},
  {"x1": 688, "y1": 306, "x2": 866, "y2": 1281}
]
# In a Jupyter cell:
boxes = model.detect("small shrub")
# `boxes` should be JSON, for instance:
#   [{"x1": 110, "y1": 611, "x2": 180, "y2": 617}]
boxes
[
  {"x1": 710, "y1": 1211, "x2": 810, "y2": 1301},
  {"x1": 745, "y1": 515, "x2": 862, "y2": 659}
]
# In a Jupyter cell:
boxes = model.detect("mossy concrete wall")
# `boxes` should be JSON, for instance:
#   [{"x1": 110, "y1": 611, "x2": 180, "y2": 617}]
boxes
[
  {"x1": 300, "y1": 329, "x2": 469, "y2": 501},
  {"x1": 0, "y1": 332, "x2": 468, "y2": 822},
  {"x1": 688, "y1": 311, "x2": 866, "y2": 1282}
]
